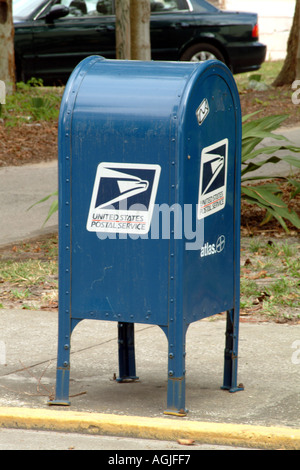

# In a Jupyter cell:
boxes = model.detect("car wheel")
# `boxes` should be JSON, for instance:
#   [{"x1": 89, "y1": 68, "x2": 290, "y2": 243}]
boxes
[{"x1": 180, "y1": 43, "x2": 225, "y2": 64}]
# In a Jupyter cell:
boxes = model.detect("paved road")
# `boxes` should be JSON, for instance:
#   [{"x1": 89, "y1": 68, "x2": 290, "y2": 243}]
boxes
[{"x1": 0, "y1": 427, "x2": 252, "y2": 451}]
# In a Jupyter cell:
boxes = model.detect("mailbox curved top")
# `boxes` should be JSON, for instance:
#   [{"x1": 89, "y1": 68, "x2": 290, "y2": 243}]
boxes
[{"x1": 58, "y1": 55, "x2": 241, "y2": 151}]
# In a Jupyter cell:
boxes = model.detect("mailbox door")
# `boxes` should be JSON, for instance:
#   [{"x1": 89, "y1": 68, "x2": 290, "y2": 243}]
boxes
[{"x1": 181, "y1": 63, "x2": 241, "y2": 323}]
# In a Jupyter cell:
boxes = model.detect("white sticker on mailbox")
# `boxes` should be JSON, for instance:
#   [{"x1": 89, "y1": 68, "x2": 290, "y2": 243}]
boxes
[
  {"x1": 87, "y1": 162, "x2": 161, "y2": 234},
  {"x1": 196, "y1": 98, "x2": 209, "y2": 125},
  {"x1": 197, "y1": 139, "x2": 228, "y2": 220}
]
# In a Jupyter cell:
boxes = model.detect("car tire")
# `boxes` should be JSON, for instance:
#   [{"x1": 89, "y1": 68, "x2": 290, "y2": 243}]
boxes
[{"x1": 180, "y1": 43, "x2": 225, "y2": 64}]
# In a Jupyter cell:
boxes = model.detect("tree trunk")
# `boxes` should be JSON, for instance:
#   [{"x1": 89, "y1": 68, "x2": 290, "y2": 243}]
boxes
[
  {"x1": 273, "y1": 0, "x2": 300, "y2": 86},
  {"x1": 115, "y1": 0, "x2": 131, "y2": 59},
  {"x1": 297, "y1": 0, "x2": 300, "y2": 79},
  {"x1": 130, "y1": 0, "x2": 151, "y2": 61},
  {"x1": 0, "y1": 0, "x2": 15, "y2": 93}
]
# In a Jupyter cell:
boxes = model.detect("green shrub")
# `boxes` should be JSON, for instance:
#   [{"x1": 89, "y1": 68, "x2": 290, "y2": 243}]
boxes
[
  {"x1": 241, "y1": 112, "x2": 300, "y2": 231},
  {"x1": 1, "y1": 78, "x2": 62, "y2": 126}
]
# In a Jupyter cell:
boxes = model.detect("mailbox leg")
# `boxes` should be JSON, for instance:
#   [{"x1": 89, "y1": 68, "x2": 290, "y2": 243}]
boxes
[
  {"x1": 117, "y1": 322, "x2": 139, "y2": 382},
  {"x1": 49, "y1": 318, "x2": 81, "y2": 406},
  {"x1": 222, "y1": 309, "x2": 243, "y2": 393},
  {"x1": 164, "y1": 324, "x2": 188, "y2": 417},
  {"x1": 49, "y1": 318, "x2": 72, "y2": 406},
  {"x1": 53, "y1": 366, "x2": 71, "y2": 406}
]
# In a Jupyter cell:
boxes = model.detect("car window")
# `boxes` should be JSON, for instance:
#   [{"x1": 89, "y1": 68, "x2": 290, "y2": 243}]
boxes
[
  {"x1": 191, "y1": 0, "x2": 218, "y2": 13},
  {"x1": 56, "y1": 0, "x2": 190, "y2": 17},
  {"x1": 13, "y1": 0, "x2": 51, "y2": 19},
  {"x1": 59, "y1": 0, "x2": 113, "y2": 17},
  {"x1": 150, "y1": 0, "x2": 190, "y2": 12}
]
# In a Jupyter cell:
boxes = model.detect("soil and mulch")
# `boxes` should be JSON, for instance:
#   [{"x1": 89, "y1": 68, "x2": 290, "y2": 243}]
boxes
[
  {"x1": 0, "y1": 85, "x2": 299, "y2": 323},
  {"x1": 239, "y1": 84, "x2": 300, "y2": 127},
  {"x1": 0, "y1": 85, "x2": 299, "y2": 167},
  {"x1": 0, "y1": 121, "x2": 58, "y2": 167}
]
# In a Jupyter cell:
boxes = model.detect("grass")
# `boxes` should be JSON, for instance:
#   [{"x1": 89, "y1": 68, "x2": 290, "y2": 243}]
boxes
[
  {"x1": 0, "y1": 78, "x2": 63, "y2": 127},
  {"x1": 234, "y1": 60, "x2": 284, "y2": 91},
  {"x1": 0, "y1": 235, "x2": 58, "y2": 310},
  {"x1": 240, "y1": 237, "x2": 300, "y2": 322},
  {"x1": 1, "y1": 259, "x2": 57, "y2": 286},
  {"x1": 0, "y1": 258, "x2": 58, "y2": 310}
]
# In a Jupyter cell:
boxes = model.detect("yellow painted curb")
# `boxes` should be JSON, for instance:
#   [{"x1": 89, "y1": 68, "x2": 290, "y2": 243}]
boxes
[{"x1": 0, "y1": 407, "x2": 299, "y2": 449}]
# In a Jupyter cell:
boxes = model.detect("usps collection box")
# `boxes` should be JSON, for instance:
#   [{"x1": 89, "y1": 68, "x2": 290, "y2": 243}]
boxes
[{"x1": 52, "y1": 56, "x2": 243, "y2": 414}]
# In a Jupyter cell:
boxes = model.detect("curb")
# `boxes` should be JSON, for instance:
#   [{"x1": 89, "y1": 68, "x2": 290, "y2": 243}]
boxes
[{"x1": 0, "y1": 407, "x2": 299, "y2": 450}]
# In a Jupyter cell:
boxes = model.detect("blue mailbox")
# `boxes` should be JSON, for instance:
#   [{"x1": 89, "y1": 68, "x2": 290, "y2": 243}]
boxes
[{"x1": 51, "y1": 56, "x2": 243, "y2": 415}]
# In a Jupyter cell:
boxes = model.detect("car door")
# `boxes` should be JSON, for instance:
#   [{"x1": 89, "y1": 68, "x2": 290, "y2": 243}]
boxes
[
  {"x1": 150, "y1": 0, "x2": 194, "y2": 61},
  {"x1": 14, "y1": 19, "x2": 36, "y2": 82},
  {"x1": 31, "y1": 0, "x2": 116, "y2": 83}
]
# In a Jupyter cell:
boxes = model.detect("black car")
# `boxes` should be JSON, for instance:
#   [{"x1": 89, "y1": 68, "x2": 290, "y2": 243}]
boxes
[{"x1": 13, "y1": 0, "x2": 266, "y2": 84}]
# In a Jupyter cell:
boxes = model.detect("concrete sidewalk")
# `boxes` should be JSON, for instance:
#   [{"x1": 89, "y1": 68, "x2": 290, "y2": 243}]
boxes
[
  {"x1": 0, "y1": 160, "x2": 58, "y2": 247},
  {"x1": 0, "y1": 309, "x2": 299, "y2": 449}
]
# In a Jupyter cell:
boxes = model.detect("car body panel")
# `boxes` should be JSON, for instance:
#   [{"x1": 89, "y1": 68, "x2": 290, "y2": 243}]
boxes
[
  {"x1": 13, "y1": 0, "x2": 267, "y2": 83},
  {"x1": 150, "y1": 11, "x2": 195, "y2": 60}
]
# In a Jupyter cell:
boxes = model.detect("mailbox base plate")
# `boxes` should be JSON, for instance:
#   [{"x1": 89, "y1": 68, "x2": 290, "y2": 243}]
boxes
[
  {"x1": 164, "y1": 410, "x2": 188, "y2": 417},
  {"x1": 48, "y1": 400, "x2": 71, "y2": 406},
  {"x1": 221, "y1": 385, "x2": 244, "y2": 393}
]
